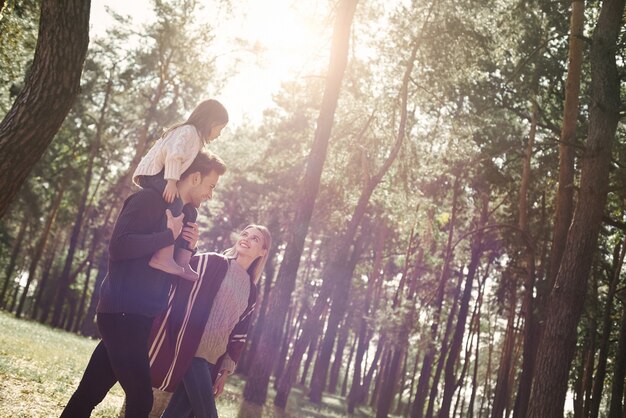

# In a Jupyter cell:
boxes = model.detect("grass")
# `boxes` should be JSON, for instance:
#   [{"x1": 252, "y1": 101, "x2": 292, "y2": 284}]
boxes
[{"x1": 0, "y1": 312, "x2": 375, "y2": 417}]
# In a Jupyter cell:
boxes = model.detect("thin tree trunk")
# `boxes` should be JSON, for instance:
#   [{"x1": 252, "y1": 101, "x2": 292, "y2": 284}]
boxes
[
  {"x1": 0, "y1": 0, "x2": 90, "y2": 218},
  {"x1": 608, "y1": 300, "x2": 626, "y2": 418},
  {"x1": 479, "y1": 305, "x2": 495, "y2": 417},
  {"x1": 0, "y1": 216, "x2": 27, "y2": 308},
  {"x1": 51, "y1": 73, "x2": 112, "y2": 328},
  {"x1": 512, "y1": 95, "x2": 539, "y2": 418},
  {"x1": 439, "y1": 193, "x2": 489, "y2": 418},
  {"x1": 573, "y1": 348, "x2": 585, "y2": 418},
  {"x1": 491, "y1": 286, "x2": 518, "y2": 418},
  {"x1": 411, "y1": 175, "x2": 461, "y2": 418},
  {"x1": 348, "y1": 231, "x2": 385, "y2": 412},
  {"x1": 243, "y1": 0, "x2": 357, "y2": 404},
  {"x1": 527, "y1": 1, "x2": 624, "y2": 415},
  {"x1": 30, "y1": 235, "x2": 60, "y2": 320},
  {"x1": 79, "y1": 249, "x2": 107, "y2": 336},
  {"x1": 301, "y1": 333, "x2": 321, "y2": 386},
  {"x1": 15, "y1": 184, "x2": 65, "y2": 318},
  {"x1": 589, "y1": 239, "x2": 625, "y2": 418},
  {"x1": 341, "y1": 333, "x2": 357, "y2": 396},
  {"x1": 73, "y1": 257, "x2": 94, "y2": 333},
  {"x1": 426, "y1": 273, "x2": 464, "y2": 418},
  {"x1": 328, "y1": 320, "x2": 349, "y2": 394},
  {"x1": 545, "y1": 0, "x2": 584, "y2": 295}
]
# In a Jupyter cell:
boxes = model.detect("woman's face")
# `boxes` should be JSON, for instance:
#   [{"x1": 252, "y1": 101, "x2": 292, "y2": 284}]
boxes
[{"x1": 235, "y1": 228, "x2": 267, "y2": 259}]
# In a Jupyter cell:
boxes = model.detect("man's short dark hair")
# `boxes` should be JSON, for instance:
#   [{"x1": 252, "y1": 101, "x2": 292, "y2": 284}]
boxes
[{"x1": 180, "y1": 152, "x2": 227, "y2": 180}]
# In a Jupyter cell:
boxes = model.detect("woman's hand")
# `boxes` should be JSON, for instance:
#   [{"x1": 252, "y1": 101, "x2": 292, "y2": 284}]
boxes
[
  {"x1": 180, "y1": 222, "x2": 199, "y2": 250},
  {"x1": 213, "y1": 372, "x2": 228, "y2": 398},
  {"x1": 163, "y1": 179, "x2": 179, "y2": 204}
]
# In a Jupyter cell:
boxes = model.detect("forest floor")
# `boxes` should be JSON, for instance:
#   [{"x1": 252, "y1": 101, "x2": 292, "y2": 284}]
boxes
[{"x1": 0, "y1": 312, "x2": 378, "y2": 417}]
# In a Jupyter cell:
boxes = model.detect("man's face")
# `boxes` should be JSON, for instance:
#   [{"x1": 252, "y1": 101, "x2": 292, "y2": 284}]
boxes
[{"x1": 189, "y1": 170, "x2": 220, "y2": 208}]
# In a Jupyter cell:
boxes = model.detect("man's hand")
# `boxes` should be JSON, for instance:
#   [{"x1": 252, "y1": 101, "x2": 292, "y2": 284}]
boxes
[
  {"x1": 166, "y1": 209, "x2": 184, "y2": 239},
  {"x1": 163, "y1": 180, "x2": 179, "y2": 204},
  {"x1": 180, "y1": 222, "x2": 199, "y2": 250},
  {"x1": 213, "y1": 372, "x2": 228, "y2": 398}
]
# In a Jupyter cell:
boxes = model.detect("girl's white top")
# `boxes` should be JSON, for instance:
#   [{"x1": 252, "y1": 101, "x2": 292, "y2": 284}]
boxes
[{"x1": 132, "y1": 125, "x2": 203, "y2": 185}]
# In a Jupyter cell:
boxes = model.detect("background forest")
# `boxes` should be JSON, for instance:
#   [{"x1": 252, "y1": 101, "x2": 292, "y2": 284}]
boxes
[{"x1": 0, "y1": 0, "x2": 625, "y2": 417}]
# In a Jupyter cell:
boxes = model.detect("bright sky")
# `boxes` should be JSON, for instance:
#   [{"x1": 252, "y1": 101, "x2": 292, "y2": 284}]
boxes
[{"x1": 90, "y1": 0, "x2": 331, "y2": 126}]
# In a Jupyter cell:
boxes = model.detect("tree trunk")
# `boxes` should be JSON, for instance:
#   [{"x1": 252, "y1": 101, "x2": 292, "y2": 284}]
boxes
[
  {"x1": 15, "y1": 183, "x2": 65, "y2": 318},
  {"x1": 30, "y1": 235, "x2": 60, "y2": 320},
  {"x1": 527, "y1": 0, "x2": 624, "y2": 414},
  {"x1": 341, "y1": 333, "x2": 357, "y2": 396},
  {"x1": 425, "y1": 273, "x2": 464, "y2": 418},
  {"x1": 512, "y1": 96, "x2": 539, "y2": 418},
  {"x1": 467, "y1": 273, "x2": 486, "y2": 418},
  {"x1": 608, "y1": 300, "x2": 626, "y2": 418},
  {"x1": 545, "y1": 0, "x2": 584, "y2": 295},
  {"x1": 439, "y1": 193, "x2": 489, "y2": 418},
  {"x1": 242, "y1": 0, "x2": 357, "y2": 404},
  {"x1": 50, "y1": 74, "x2": 111, "y2": 327},
  {"x1": 72, "y1": 256, "x2": 94, "y2": 332},
  {"x1": 0, "y1": 216, "x2": 27, "y2": 308},
  {"x1": 376, "y1": 343, "x2": 406, "y2": 418},
  {"x1": 589, "y1": 239, "x2": 625, "y2": 418},
  {"x1": 301, "y1": 332, "x2": 321, "y2": 386},
  {"x1": 348, "y1": 231, "x2": 385, "y2": 413},
  {"x1": 491, "y1": 286, "x2": 518, "y2": 418},
  {"x1": 0, "y1": 0, "x2": 90, "y2": 219},
  {"x1": 328, "y1": 320, "x2": 350, "y2": 394},
  {"x1": 411, "y1": 175, "x2": 461, "y2": 418},
  {"x1": 79, "y1": 249, "x2": 107, "y2": 336}
]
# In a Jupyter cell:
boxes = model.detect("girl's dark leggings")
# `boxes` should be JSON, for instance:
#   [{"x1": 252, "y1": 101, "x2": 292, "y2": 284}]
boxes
[
  {"x1": 60, "y1": 313, "x2": 155, "y2": 418},
  {"x1": 137, "y1": 172, "x2": 198, "y2": 251}
]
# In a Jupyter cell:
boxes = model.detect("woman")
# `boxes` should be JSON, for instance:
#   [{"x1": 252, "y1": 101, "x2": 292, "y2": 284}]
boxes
[{"x1": 147, "y1": 225, "x2": 272, "y2": 418}]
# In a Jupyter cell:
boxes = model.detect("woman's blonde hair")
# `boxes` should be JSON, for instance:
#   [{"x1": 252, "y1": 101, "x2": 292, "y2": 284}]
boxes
[{"x1": 223, "y1": 225, "x2": 272, "y2": 284}]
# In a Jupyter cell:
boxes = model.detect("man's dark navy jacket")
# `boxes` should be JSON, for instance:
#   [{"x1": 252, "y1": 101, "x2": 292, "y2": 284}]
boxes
[{"x1": 97, "y1": 188, "x2": 176, "y2": 317}]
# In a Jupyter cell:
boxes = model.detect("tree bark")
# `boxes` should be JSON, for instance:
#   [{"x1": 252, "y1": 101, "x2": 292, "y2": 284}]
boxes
[
  {"x1": 527, "y1": 0, "x2": 624, "y2": 415},
  {"x1": 512, "y1": 96, "x2": 539, "y2": 418},
  {"x1": 411, "y1": 175, "x2": 461, "y2": 418},
  {"x1": 439, "y1": 192, "x2": 489, "y2": 418},
  {"x1": 608, "y1": 300, "x2": 626, "y2": 418},
  {"x1": 51, "y1": 69, "x2": 112, "y2": 327},
  {"x1": 341, "y1": 333, "x2": 358, "y2": 396},
  {"x1": 79, "y1": 249, "x2": 107, "y2": 336},
  {"x1": 0, "y1": 0, "x2": 90, "y2": 219},
  {"x1": 348, "y1": 231, "x2": 385, "y2": 413},
  {"x1": 589, "y1": 239, "x2": 625, "y2": 418},
  {"x1": 328, "y1": 319, "x2": 350, "y2": 394},
  {"x1": 242, "y1": 0, "x2": 357, "y2": 404},
  {"x1": 491, "y1": 286, "x2": 518, "y2": 418},
  {"x1": 545, "y1": 0, "x2": 584, "y2": 295},
  {"x1": 15, "y1": 184, "x2": 64, "y2": 318},
  {"x1": 0, "y1": 215, "x2": 27, "y2": 308}
]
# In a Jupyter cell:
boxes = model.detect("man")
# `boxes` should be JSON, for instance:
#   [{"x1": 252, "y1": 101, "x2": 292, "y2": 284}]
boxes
[{"x1": 61, "y1": 152, "x2": 227, "y2": 418}]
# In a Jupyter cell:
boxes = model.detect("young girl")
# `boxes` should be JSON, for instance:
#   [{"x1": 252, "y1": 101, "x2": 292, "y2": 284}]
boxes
[
  {"x1": 149, "y1": 225, "x2": 272, "y2": 417},
  {"x1": 133, "y1": 99, "x2": 228, "y2": 281}
]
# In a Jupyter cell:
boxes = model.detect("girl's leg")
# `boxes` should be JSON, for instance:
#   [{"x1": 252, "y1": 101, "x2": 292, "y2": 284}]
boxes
[
  {"x1": 162, "y1": 358, "x2": 218, "y2": 418},
  {"x1": 138, "y1": 174, "x2": 197, "y2": 280},
  {"x1": 174, "y1": 204, "x2": 199, "y2": 280}
]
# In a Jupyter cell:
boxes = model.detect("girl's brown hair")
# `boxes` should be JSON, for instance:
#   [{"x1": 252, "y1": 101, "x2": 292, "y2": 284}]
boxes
[{"x1": 163, "y1": 99, "x2": 229, "y2": 144}]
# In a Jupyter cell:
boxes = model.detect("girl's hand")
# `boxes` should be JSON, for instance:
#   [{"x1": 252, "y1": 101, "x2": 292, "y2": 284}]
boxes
[
  {"x1": 181, "y1": 222, "x2": 199, "y2": 250},
  {"x1": 213, "y1": 372, "x2": 228, "y2": 398},
  {"x1": 163, "y1": 180, "x2": 179, "y2": 204}
]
